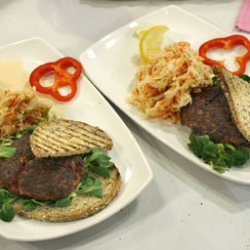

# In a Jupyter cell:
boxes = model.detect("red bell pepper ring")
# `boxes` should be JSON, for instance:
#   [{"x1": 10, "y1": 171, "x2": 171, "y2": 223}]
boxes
[
  {"x1": 198, "y1": 34, "x2": 250, "y2": 75},
  {"x1": 29, "y1": 57, "x2": 83, "y2": 102}
]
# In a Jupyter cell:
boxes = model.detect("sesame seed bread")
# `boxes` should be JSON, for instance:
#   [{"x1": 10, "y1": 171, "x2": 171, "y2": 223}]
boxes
[
  {"x1": 13, "y1": 166, "x2": 121, "y2": 222},
  {"x1": 216, "y1": 68, "x2": 250, "y2": 142},
  {"x1": 30, "y1": 119, "x2": 113, "y2": 157}
]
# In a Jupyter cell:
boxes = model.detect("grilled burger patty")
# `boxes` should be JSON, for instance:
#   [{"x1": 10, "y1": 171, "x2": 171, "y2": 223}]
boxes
[
  {"x1": 13, "y1": 135, "x2": 35, "y2": 163},
  {"x1": 0, "y1": 158, "x2": 23, "y2": 195},
  {"x1": 18, "y1": 155, "x2": 85, "y2": 201},
  {"x1": 0, "y1": 136, "x2": 85, "y2": 200},
  {"x1": 0, "y1": 135, "x2": 34, "y2": 195},
  {"x1": 180, "y1": 85, "x2": 250, "y2": 147}
]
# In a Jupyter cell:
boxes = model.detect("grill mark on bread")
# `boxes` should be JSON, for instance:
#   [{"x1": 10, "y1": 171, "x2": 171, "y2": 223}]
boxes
[
  {"x1": 33, "y1": 125, "x2": 109, "y2": 150},
  {"x1": 65, "y1": 126, "x2": 111, "y2": 145},
  {"x1": 34, "y1": 120, "x2": 111, "y2": 146},
  {"x1": 33, "y1": 129, "x2": 97, "y2": 150},
  {"x1": 33, "y1": 132, "x2": 99, "y2": 154},
  {"x1": 30, "y1": 119, "x2": 113, "y2": 157},
  {"x1": 60, "y1": 120, "x2": 111, "y2": 143},
  {"x1": 32, "y1": 135, "x2": 77, "y2": 154}
]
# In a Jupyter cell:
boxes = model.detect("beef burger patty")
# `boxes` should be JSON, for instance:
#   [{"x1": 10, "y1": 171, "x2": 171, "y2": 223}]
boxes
[
  {"x1": 180, "y1": 85, "x2": 250, "y2": 147},
  {"x1": 18, "y1": 155, "x2": 85, "y2": 201}
]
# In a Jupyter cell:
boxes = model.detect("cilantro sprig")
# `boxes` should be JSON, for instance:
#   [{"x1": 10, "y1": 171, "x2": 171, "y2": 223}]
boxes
[
  {"x1": 76, "y1": 174, "x2": 103, "y2": 198},
  {"x1": 188, "y1": 134, "x2": 249, "y2": 173},
  {"x1": 84, "y1": 148, "x2": 114, "y2": 177}
]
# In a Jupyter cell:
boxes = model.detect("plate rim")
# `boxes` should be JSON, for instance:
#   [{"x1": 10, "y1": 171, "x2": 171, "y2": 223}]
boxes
[
  {"x1": 80, "y1": 5, "x2": 250, "y2": 185},
  {"x1": 81, "y1": 5, "x2": 229, "y2": 57},
  {"x1": 0, "y1": 37, "x2": 153, "y2": 241}
]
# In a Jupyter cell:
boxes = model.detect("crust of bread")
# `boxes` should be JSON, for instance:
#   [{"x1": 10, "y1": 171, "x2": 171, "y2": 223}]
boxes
[
  {"x1": 13, "y1": 166, "x2": 121, "y2": 222},
  {"x1": 30, "y1": 119, "x2": 113, "y2": 158},
  {"x1": 216, "y1": 68, "x2": 250, "y2": 142}
]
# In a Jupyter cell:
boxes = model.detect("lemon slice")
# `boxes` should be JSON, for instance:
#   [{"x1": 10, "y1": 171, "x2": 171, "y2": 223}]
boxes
[
  {"x1": 134, "y1": 27, "x2": 149, "y2": 38},
  {"x1": 139, "y1": 25, "x2": 169, "y2": 63}
]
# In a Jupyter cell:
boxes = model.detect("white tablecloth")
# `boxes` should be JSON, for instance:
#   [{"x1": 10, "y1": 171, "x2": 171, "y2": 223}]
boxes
[{"x1": 0, "y1": 0, "x2": 249, "y2": 249}]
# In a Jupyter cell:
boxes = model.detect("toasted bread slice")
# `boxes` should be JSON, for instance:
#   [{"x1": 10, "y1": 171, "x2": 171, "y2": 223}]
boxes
[
  {"x1": 13, "y1": 166, "x2": 121, "y2": 222},
  {"x1": 216, "y1": 68, "x2": 250, "y2": 142},
  {"x1": 30, "y1": 119, "x2": 113, "y2": 157}
]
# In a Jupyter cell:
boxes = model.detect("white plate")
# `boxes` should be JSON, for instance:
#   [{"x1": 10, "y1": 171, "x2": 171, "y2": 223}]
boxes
[
  {"x1": 80, "y1": 5, "x2": 250, "y2": 185},
  {"x1": 0, "y1": 37, "x2": 152, "y2": 241}
]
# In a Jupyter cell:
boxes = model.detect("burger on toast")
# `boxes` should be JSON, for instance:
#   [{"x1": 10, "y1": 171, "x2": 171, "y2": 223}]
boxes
[
  {"x1": 0, "y1": 119, "x2": 121, "y2": 222},
  {"x1": 180, "y1": 68, "x2": 250, "y2": 172}
]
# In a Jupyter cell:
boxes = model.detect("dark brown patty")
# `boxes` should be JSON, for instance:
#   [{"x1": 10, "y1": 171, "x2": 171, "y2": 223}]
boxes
[
  {"x1": 12, "y1": 135, "x2": 34, "y2": 162},
  {"x1": 0, "y1": 136, "x2": 34, "y2": 195},
  {"x1": 180, "y1": 85, "x2": 250, "y2": 147},
  {"x1": 18, "y1": 155, "x2": 85, "y2": 201},
  {"x1": 0, "y1": 157, "x2": 23, "y2": 195}
]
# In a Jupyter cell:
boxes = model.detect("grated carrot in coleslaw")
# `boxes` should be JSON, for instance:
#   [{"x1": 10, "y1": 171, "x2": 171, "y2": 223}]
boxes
[
  {"x1": 0, "y1": 88, "x2": 50, "y2": 138},
  {"x1": 128, "y1": 41, "x2": 213, "y2": 123}
]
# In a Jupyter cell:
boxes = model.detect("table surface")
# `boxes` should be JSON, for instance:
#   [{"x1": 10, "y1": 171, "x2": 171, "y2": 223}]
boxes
[{"x1": 0, "y1": 0, "x2": 250, "y2": 249}]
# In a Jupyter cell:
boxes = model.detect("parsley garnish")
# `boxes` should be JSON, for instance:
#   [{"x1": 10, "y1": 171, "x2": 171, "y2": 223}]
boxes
[
  {"x1": 84, "y1": 148, "x2": 114, "y2": 177},
  {"x1": 188, "y1": 134, "x2": 249, "y2": 173}
]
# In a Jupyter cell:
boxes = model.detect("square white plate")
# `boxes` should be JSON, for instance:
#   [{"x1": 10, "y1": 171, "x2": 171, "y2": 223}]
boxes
[
  {"x1": 0, "y1": 37, "x2": 152, "y2": 241},
  {"x1": 80, "y1": 5, "x2": 250, "y2": 184}
]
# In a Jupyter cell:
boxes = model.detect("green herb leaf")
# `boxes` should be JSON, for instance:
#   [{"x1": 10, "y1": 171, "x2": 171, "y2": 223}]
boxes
[
  {"x1": 84, "y1": 148, "x2": 113, "y2": 177},
  {"x1": 77, "y1": 175, "x2": 103, "y2": 198},
  {"x1": 0, "y1": 203, "x2": 16, "y2": 222},
  {"x1": 0, "y1": 139, "x2": 13, "y2": 146},
  {"x1": 30, "y1": 199, "x2": 51, "y2": 206},
  {"x1": 12, "y1": 124, "x2": 37, "y2": 140},
  {"x1": 211, "y1": 162, "x2": 228, "y2": 174},
  {"x1": 22, "y1": 124, "x2": 37, "y2": 135},
  {"x1": 0, "y1": 137, "x2": 16, "y2": 158},
  {"x1": 22, "y1": 200, "x2": 37, "y2": 211},
  {"x1": 54, "y1": 192, "x2": 76, "y2": 207},
  {"x1": 0, "y1": 188, "x2": 17, "y2": 205},
  {"x1": 240, "y1": 74, "x2": 250, "y2": 83},
  {"x1": 91, "y1": 166, "x2": 110, "y2": 177},
  {"x1": 202, "y1": 141, "x2": 217, "y2": 159},
  {"x1": 12, "y1": 110, "x2": 50, "y2": 140},
  {"x1": 188, "y1": 133, "x2": 250, "y2": 173},
  {"x1": 212, "y1": 76, "x2": 219, "y2": 85},
  {"x1": 19, "y1": 198, "x2": 51, "y2": 210},
  {"x1": 232, "y1": 149, "x2": 250, "y2": 166},
  {"x1": 188, "y1": 134, "x2": 210, "y2": 158},
  {"x1": 0, "y1": 146, "x2": 16, "y2": 158}
]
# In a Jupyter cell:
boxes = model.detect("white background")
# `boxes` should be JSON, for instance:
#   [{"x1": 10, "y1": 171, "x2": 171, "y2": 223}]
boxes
[{"x1": 0, "y1": 0, "x2": 250, "y2": 249}]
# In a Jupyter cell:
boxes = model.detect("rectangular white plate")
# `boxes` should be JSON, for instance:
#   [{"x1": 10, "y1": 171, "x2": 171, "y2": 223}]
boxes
[
  {"x1": 80, "y1": 5, "x2": 250, "y2": 185},
  {"x1": 0, "y1": 37, "x2": 152, "y2": 241}
]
